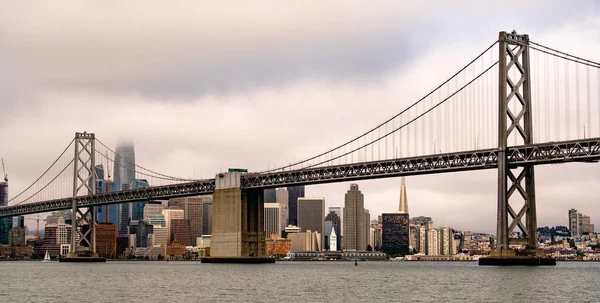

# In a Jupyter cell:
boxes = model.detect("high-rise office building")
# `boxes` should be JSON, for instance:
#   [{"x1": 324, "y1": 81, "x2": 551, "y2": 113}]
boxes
[
  {"x1": 171, "y1": 219, "x2": 191, "y2": 246},
  {"x1": 143, "y1": 202, "x2": 163, "y2": 221},
  {"x1": 152, "y1": 226, "x2": 168, "y2": 247},
  {"x1": 343, "y1": 184, "x2": 365, "y2": 251},
  {"x1": 426, "y1": 228, "x2": 440, "y2": 255},
  {"x1": 131, "y1": 179, "x2": 150, "y2": 221},
  {"x1": 364, "y1": 209, "x2": 370, "y2": 249},
  {"x1": 95, "y1": 179, "x2": 118, "y2": 224},
  {"x1": 325, "y1": 211, "x2": 342, "y2": 251},
  {"x1": 170, "y1": 196, "x2": 204, "y2": 246},
  {"x1": 398, "y1": 177, "x2": 408, "y2": 214},
  {"x1": 113, "y1": 141, "x2": 136, "y2": 236},
  {"x1": 162, "y1": 209, "x2": 184, "y2": 244},
  {"x1": 264, "y1": 203, "x2": 281, "y2": 238},
  {"x1": 276, "y1": 188, "x2": 289, "y2": 233},
  {"x1": 297, "y1": 197, "x2": 325, "y2": 249},
  {"x1": 329, "y1": 206, "x2": 343, "y2": 237},
  {"x1": 264, "y1": 188, "x2": 277, "y2": 202},
  {"x1": 381, "y1": 177, "x2": 410, "y2": 255},
  {"x1": 287, "y1": 186, "x2": 305, "y2": 227},
  {"x1": 381, "y1": 213, "x2": 410, "y2": 255},
  {"x1": 201, "y1": 196, "x2": 212, "y2": 235},
  {"x1": 0, "y1": 180, "x2": 11, "y2": 245}
]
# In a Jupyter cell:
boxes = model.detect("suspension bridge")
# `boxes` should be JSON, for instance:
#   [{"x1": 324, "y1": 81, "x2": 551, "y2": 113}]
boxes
[{"x1": 1, "y1": 31, "x2": 599, "y2": 263}]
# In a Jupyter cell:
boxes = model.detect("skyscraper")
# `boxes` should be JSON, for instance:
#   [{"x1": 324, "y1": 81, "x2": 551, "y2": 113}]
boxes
[
  {"x1": 381, "y1": 177, "x2": 410, "y2": 256},
  {"x1": 201, "y1": 196, "x2": 212, "y2": 235},
  {"x1": 113, "y1": 141, "x2": 135, "y2": 236},
  {"x1": 325, "y1": 211, "x2": 342, "y2": 251},
  {"x1": 264, "y1": 203, "x2": 281, "y2": 238},
  {"x1": 276, "y1": 188, "x2": 288, "y2": 232},
  {"x1": 0, "y1": 179, "x2": 12, "y2": 245},
  {"x1": 287, "y1": 186, "x2": 305, "y2": 226},
  {"x1": 328, "y1": 206, "x2": 343, "y2": 237},
  {"x1": 297, "y1": 197, "x2": 325, "y2": 249},
  {"x1": 131, "y1": 179, "x2": 150, "y2": 221},
  {"x1": 162, "y1": 209, "x2": 184, "y2": 244},
  {"x1": 170, "y1": 196, "x2": 204, "y2": 246},
  {"x1": 398, "y1": 177, "x2": 408, "y2": 214},
  {"x1": 264, "y1": 189, "x2": 277, "y2": 202},
  {"x1": 343, "y1": 184, "x2": 365, "y2": 251}
]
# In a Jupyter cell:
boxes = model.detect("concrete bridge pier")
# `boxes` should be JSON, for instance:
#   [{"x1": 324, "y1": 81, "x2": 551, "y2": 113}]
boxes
[{"x1": 204, "y1": 172, "x2": 272, "y2": 263}]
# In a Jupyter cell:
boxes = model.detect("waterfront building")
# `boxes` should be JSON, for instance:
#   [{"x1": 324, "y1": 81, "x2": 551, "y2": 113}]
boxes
[
  {"x1": 265, "y1": 232, "x2": 292, "y2": 257},
  {"x1": 329, "y1": 227, "x2": 338, "y2": 251},
  {"x1": 165, "y1": 240, "x2": 186, "y2": 259},
  {"x1": 113, "y1": 141, "x2": 136, "y2": 236},
  {"x1": 197, "y1": 235, "x2": 211, "y2": 247},
  {"x1": 287, "y1": 185, "x2": 305, "y2": 227},
  {"x1": 288, "y1": 230, "x2": 321, "y2": 252},
  {"x1": 264, "y1": 203, "x2": 281, "y2": 238},
  {"x1": 297, "y1": 197, "x2": 325, "y2": 249},
  {"x1": 162, "y1": 209, "x2": 184, "y2": 244},
  {"x1": 343, "y1": 184, "x2": 365, "y2": 251},
  {"x1": 364, "y1": 209, "x2": 370, "y2": 249},
  {"x1": 96, "y1": 223, "x2": 117, "y2": 258},
  {"x1": 8, "y1": 226, "x2": 25, "y2": 246},
  {"x1": 276, "y1": 188, "x2": 288, "y2": 234}
]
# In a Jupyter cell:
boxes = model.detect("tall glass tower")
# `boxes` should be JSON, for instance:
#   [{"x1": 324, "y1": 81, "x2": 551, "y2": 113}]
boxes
[{"x1": 113, "y1": 141, "x2": 135, "y2": 236}]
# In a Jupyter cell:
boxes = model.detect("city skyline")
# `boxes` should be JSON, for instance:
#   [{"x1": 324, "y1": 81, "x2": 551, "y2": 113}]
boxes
[{"x1": 2, "y1": 2, "x2": 600, "y2": 235}]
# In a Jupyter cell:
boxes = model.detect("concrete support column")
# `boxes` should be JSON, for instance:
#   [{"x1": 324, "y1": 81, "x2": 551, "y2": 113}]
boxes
[{"x1": 210, "y1": 172, "x2": 265, "y2": 258}]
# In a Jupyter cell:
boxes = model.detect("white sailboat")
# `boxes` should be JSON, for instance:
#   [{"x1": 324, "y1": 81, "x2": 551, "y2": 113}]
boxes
[{"x1": 42, "y1": 250, "x2": 51, "y2": 262}]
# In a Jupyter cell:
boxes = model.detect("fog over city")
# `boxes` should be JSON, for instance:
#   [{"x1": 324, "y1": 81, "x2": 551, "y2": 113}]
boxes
[{"x1": 1, "y1": 1, "x2": 600, "y2": 233}]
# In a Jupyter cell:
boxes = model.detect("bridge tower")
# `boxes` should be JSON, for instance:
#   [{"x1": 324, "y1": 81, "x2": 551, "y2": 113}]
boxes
[
  {"x1": 65, "y1": 132, "x2": 102, "y2": 261},
  {"x1": 487, "y1": 31, "x2": 551, "y2": 265},
  {"x1": 203, "y1": 172, "x2": 271, "y2": 263}
]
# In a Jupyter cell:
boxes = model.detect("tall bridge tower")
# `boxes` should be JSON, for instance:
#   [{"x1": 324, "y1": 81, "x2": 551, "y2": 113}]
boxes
[
  {"x1": 65, "y1": 132, "x2": 103, "y2": 261},
  {"x1": 485, "y1": 31, "x2": 551, "y2": 265}
]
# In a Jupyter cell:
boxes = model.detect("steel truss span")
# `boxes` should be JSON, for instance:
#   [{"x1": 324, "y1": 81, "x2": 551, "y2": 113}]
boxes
[{"x1": 1, "y1": 138, "x2": 600, "y2": 217}]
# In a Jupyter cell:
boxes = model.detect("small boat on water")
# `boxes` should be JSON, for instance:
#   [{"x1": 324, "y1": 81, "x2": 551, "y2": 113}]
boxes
[{"x1": 42, "y1": 251, "x2": 51, "y2": 262}]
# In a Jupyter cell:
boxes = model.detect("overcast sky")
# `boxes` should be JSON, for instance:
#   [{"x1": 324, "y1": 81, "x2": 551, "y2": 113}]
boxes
[{"x1": 1, "y1": 1, "x2": 600, "y2": 233}]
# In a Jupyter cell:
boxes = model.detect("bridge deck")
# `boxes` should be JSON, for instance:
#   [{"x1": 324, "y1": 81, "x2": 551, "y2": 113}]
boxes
[{"x1": 1, "y1": 138, "x2": 599, "y2": 217}]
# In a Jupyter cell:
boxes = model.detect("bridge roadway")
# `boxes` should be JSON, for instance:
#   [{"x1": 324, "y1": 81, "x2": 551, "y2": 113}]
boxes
[{"x1": 1, "y1": 137, "x2": 599, "y2": 217}]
